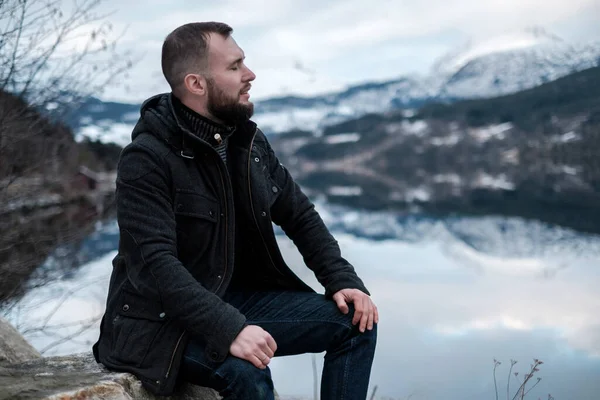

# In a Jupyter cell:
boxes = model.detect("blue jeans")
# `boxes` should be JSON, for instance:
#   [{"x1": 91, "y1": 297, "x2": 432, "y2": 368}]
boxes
[{"x1": 180, "y1": 291, "x2": 377, "y2": 399}]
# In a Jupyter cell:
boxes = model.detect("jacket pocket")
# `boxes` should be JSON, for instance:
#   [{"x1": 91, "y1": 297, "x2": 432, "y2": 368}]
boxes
[
  {"x1": 173, "y1": 190, "x2": 219, "y2": 221},
  {"x1": 110, "y1": 290, "x2": 167, "y2": 367},
  {"x1": 173, "y1": 190, "x2": 219, "y2": 260}
]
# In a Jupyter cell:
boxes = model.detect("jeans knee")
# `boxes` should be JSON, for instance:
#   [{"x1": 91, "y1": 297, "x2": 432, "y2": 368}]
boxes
[
  {"x1": 350, "y1": 320, "x2": 377, "y2": 347},
  {"x1": 342, "y1": 304, "x2": 378, "y2": 338},
  {"x1": 220, "y1": 358, "x2": 274, "y2": 399},
  {"x1": 328, "y1": 319, "x2": 377, "y2": 357},
  {"x1": 362, "y1": 322, "x2": 377, "y2": 348}
]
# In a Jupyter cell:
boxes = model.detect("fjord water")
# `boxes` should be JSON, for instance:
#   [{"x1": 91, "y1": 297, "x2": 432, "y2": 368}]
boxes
[{"x1": 3, "y1": 204, "x2": 600, "y2": 400}]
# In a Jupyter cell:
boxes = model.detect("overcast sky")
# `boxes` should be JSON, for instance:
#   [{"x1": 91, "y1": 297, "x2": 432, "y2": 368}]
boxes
[{"x1": 92, "y1": 0, "x2": 600, "y2": 103}]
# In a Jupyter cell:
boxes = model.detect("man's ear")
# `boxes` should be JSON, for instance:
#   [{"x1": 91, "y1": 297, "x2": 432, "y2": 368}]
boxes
[{"x1": 183, "y1": 73, "x2": 207, "y2": 96}]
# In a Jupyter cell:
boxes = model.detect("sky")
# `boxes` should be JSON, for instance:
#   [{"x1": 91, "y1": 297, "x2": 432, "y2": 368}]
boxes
[{"x1": 86, "y1": 0, "x2": 600, "y2": 103}]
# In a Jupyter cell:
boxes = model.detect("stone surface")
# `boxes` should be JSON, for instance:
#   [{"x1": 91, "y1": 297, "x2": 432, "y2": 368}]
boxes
[
  {"x1": 0, "y1": 318, "x2": 283, "y2": 400},
  {"x1": 0, "y1": 316, "x2": 41, "y2": 365},
  {"x1": 0, "y1": 352, "x2": 221, "y2": 400}
]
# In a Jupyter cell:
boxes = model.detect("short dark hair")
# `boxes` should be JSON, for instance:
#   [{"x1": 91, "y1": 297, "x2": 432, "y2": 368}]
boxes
[{"x1": 161, "y1": 22, "x2": 233, "y2": 92}]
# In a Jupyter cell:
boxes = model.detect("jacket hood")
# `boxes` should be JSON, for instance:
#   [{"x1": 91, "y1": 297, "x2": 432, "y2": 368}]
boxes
[{"x1": 132, "y1": 93, "x2": 179, "y2": 143}]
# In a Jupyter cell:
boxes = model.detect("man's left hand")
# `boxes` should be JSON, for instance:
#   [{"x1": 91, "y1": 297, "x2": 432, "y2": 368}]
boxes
[{"x1": 332, "y1": 289, "x2": 379, "y2": 333}]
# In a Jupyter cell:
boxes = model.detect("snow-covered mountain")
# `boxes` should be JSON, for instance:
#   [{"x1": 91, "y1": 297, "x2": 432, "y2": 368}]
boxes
[
  {"x1": 436, "y1": 27, "x2": 600, "y2": 99},
  {"x1": 252, "y1": 27, "x2": 600, "y2": 133},
  {"x1": 251, "y1": 76, "x2": 436, "y2": 134},
  {"x1": 70, "y1": 26, "x2": 600, "y2": 144}
]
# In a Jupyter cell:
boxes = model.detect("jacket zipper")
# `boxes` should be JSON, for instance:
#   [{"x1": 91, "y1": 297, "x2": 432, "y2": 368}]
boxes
[
  {"x1": 214, "y1": 161, "x2": 230, "y2": 294},
  {"x1": 247, "y1": 130, "x2": 283, "y2": 276},
  {"x1": 165, "y1": 129, "x2": 229, "y2": 381},
  {"x1": 165, "y1": 331, "x2": 186, "y2": 379},
  {"x1": 177, "y1": 127, "x2": 232, "y2": 295}
]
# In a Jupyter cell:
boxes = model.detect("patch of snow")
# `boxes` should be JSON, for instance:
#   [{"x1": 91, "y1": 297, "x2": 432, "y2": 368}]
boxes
[
  {"x1": 327, "y1": 186, "x2": 363, "y2": 196},
  {"x1": 45, "y1": 102, "x2": 59, "y2": 111},
  {"x1": 433, "y1": 174, "x2": 462, "y2": 185},
  {"x1": 470, "y1": 122, "x2": 513, "y2": 142},
  {"x1": 474, "y1": 173, "x2": 515, "y2": 190},
  {"x1": 552, "y1": 131, "x2": 580, "y2": 143},
  {"x1": 75, "y1": 122, "x2": 134, "y2": 147},
  {"x1": 502, "y1": 148, "x2": 520, "y2": 165},
  {"x1": 401, "y1": 120, "x2": 428, "y2": 136},
  {"x1": 404, "y1": 187, "x2": 431, "y2": 202},
  {"x1": 253, "y1": 107, "x2": 331, "y2": 134},
  {"x1": 431, "y1": 133, "x2": 461, "y2": 146},
  {"x1": 324, "y1": 133, "x2": 361, "y2": 144},
  {"x1": 561, "y1": 165, "x2": 580, "y2": 175},
  {"x1": 402, "y1": 109, "x2": 416, "y2": 118}
]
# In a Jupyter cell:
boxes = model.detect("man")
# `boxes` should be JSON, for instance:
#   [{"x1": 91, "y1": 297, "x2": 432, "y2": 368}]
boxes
[{"x1": 93, "y1": 22, "x2": 378, "y2": 399}]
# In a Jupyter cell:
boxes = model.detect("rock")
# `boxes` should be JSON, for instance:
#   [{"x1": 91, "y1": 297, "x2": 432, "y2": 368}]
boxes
[
  {"x1": 0, "y1": 316, "x2": 41, "y2": 365},
  {"x1": 0, "y1": 318, "x2": 282, "y2": 400},
  {"x1": 0, "y1": 352, "x2": 222, "y2": 400}
]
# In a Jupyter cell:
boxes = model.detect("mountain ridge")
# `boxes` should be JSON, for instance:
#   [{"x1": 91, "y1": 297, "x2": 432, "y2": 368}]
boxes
[{"x1": 68, "y1": 27, "x2": 600, "y2": 138}]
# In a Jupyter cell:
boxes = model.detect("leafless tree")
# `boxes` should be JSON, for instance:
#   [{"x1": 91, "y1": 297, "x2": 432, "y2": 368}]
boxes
[
  {"x1": 0, "y1": 0, "x2": 133, "y2": 192},
  {"x1": 0, "y1": 0, "x2": 132, "y2": 305},
  {"x1": 3, "y1": 275, "x2": 106, "y2": 355},
  {"x1": 0, "y1": 0, "x2": 132, "y2": 110}
]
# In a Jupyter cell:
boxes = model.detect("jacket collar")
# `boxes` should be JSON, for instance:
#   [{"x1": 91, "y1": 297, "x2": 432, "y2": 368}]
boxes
[{"x1": 134, "y1": 93, "x2": 257, "y2": 160}]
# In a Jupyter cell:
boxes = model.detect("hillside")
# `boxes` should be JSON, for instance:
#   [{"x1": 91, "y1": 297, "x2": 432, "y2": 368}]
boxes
[
  {"x1": 419, "y1": 66, "x2": 600, "y2": 129},
  {"x1": 55, "y1": 64, "x2": 600, "y2": 236},
  {"x1": 269, "y1": 67, "x2": 600, "y2": 234},
  {"x1": 0, "y1": 89, "x2": 117, "y2": 303}
]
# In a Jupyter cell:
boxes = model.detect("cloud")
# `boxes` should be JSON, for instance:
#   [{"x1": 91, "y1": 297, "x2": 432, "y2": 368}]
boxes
[{"x1": 95, "y1": 0, "x2": 600, "y2": 102}]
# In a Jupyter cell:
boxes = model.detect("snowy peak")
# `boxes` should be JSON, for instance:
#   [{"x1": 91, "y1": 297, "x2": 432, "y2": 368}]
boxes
[
  {"x1": 433, "y1": 27, "x2": 600, "y2": 100},
  {"x1": 432, "y1": 26, "x2": 566, "y2": 77}
]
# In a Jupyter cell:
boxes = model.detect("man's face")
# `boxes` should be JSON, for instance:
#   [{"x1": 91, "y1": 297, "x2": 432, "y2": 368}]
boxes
[{"x1": 205, "y1": 33, "x2": 256, "y2": 124}]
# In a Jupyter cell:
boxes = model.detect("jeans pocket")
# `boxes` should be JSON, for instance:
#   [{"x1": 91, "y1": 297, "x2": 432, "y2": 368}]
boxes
[{"x1": 180, "y1": 339, "x2": 223, "y2": 387}]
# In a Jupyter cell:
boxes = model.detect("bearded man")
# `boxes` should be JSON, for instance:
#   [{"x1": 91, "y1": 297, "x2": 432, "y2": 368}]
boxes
[{"x1": 93, "y1": 21, "x2": 378, "y2": 400}]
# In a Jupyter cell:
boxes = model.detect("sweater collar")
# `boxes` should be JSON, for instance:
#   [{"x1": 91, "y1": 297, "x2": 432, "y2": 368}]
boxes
[{"x1": 172, "y1": 95, "x2": 235, "y2": 146}]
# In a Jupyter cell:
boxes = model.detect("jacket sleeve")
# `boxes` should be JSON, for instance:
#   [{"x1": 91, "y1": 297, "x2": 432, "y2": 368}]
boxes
[
  {"x1": 264, "y1": 136, "x2": 370, "y2": 298},
  {"x1": 115, "y1": 142, "x2": 245, "y2": 362}
]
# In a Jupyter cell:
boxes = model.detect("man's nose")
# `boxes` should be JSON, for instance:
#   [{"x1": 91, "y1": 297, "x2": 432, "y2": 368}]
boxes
[{"x1": 244, "y1": 66, "x2": 256, "y2": 82}]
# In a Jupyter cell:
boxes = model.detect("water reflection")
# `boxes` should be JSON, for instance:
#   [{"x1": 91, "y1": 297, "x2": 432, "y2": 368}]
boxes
[
  {"x1": 3, "y1": 205, "x2": 600, "y2": 400},
  {"x1": 276, "y1": 223, "x2": 600, "y2": 399}
]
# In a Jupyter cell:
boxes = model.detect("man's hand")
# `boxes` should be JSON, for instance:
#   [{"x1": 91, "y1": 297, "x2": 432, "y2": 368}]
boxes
[
  {"x1": 332, "y1": 288, "x2": 379, "y2": 333},
  {"x1": 229, "y1": 325, "x2": 277, "y2": 369}
]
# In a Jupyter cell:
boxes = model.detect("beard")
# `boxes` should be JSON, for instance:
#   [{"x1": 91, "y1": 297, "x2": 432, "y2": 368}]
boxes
[{"x1": 206, "y1": 78, "x2": 254, "y2": 125}]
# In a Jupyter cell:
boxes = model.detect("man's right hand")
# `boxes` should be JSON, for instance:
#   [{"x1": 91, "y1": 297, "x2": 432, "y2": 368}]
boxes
[{"x1": 229, "y1": 325, "x2": 277, "y2": 369}]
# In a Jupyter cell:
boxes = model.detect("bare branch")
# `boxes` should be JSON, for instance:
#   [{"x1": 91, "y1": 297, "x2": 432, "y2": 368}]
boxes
[{"x1": 38, "y1": 314, "x2": 101, "y2": 354}]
